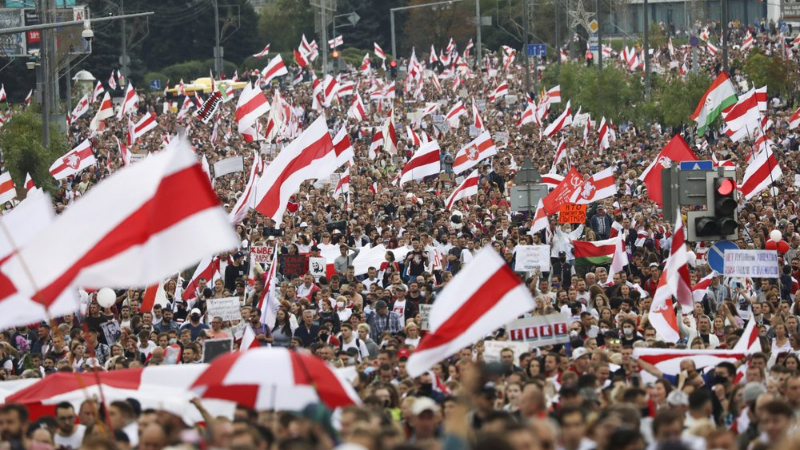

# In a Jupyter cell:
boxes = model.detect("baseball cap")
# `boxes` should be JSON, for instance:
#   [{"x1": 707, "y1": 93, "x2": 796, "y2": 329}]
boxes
[
  {"x1": 310, "y1": 245, "x2": 320, "y2": 252},
  {"x1": 233, "y1": 252, "x2": 244, "y2": 259},
  {"x1": 410, "y1": 396, "x2": 438, "y2": 415},
  {"x1": 666, "y1": 390, "x2": 689, "y2": 406},
  {"x1": 572, "y1": 347, "x2": 591, "y2": 360},
  {"x1": 300, "y1": 222, "x2": 308, "y2": 228},
  {"x1": 190, "y1": 308, "x2": 202, "y2": 316},
  {"x1": 397, "y1": 348, "x2": 410, "y2": 359}
]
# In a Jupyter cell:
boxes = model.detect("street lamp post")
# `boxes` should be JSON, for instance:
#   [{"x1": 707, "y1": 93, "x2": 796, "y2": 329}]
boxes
[
  {"x1": 213, "y1": 0, "x2": 222, "y2": 77},
  {"x1": 390, "y1": 0, "x2": 464, "y2": 61}
]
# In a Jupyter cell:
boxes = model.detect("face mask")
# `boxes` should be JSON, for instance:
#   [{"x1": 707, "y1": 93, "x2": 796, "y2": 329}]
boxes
[
  {"x1": 337, "y1": 302, "x2": 345, "y2": 308},
  {"x1": 419, "y1": 382, "x2": 433, "y2": 396},
  {"x1": 569, "y1": 330, "x2": 579, "y2": 338},
  {"x1": 714, "y1": 375, "x2": 728, "y2": 385},
  {"x1": 623, "y1": 328, "x2": 634, "y2": 335},
  {"x1": 169, "y1": 338, "x2": 177, "y2": 345},
  {"x1": 600, "y1": 328, "x2": 609, "y2": 334},
  {"x1": 420, "y1": 290, "x2": 426, "y2": 295}
]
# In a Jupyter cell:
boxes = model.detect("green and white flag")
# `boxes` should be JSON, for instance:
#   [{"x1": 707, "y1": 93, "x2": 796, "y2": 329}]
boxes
[{"x1": 690, "y1": 71, "x2": 737, "y2": 135}]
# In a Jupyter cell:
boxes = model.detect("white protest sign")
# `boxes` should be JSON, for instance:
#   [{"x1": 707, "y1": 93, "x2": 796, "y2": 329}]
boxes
[
  {"x1": 309, "y1": 256, "x2": 327, "y2": 279},
  {"x1": 129, "y1": 153, "x2": 147, "y2": 164},
  {"x1": 213, "y1": 156, "x2": 244, "y2": 178},
  {"x1": 476, "y1": 99, "x2": 486, "y2": 111},
  {"x1": 495, "y1": 131, "x2": 510, "y2": 144},
  {"x1": 724, "y1": 250, "x2": 780, "y2": 278},
  {"x1": 505, "y1": 313, "x2": 571, "y2": 348},
  {"x1": 420, "y1": 304, "x2": 432, "y2": 331},
  {"x1": 795, "y1": 173, "x2": 800, "y2": 187},
  {"x1": 483, "y1": 340, "x2": 531, "y2": 364},
  {"x1": 514, "y1": 245, "x2": 551, "y2": 272},
  {"x1": 207, "y1": 297, "x2": 242, "y2": 322},
  {"x1": 250, "y1": 246, "x2": 273, "y2": 264},
  {"x1": 469, "y1": 125, "x2": 480, "y2": 138}
]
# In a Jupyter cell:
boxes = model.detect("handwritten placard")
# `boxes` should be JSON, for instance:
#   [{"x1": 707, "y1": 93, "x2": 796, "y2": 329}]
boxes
[
  {"x1": 559, "y1": 203, "x2": 587, "y2": 224},
  {"x1": 280, "y1": 254, "x2": 307, "y2": 277},
  {"x1": 724, "y1": 250, "x2": 779, "y2": 278},
  {"x1": 207, "y1": 297, "x2": 242, "y2": 322}
]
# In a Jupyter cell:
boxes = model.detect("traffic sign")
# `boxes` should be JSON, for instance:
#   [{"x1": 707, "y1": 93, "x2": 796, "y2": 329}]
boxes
[
  {"x1": 679, "y1": 160, "x2": 713, "y2": 171},
  {"x1": 690, "y1": 36, "x2": 699, "y2": 47},
  {"x1": 707, "y1": 240, "x2": 739, "y2": 273},
  {"x1": 149, "y1": 79, "x2": 162, "y2": 90},
  {"x1": 588, "y1": 20, "x2": 599, "y2": 33},
  {"x1": 527, "y1": 44, "x2": 546, "y2": 57}
]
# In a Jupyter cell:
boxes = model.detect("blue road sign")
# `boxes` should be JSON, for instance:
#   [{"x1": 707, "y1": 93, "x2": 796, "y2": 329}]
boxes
[
  {"x1": 690, "y1": 36, "x2": 699, "y2": 47},
  {"x1": 150, "y1": 79, "x2": 162, "y2": 90},
  {"x1": 707, "y1": 240, "x2": 739, "y2": 273},
  {"x1": 679, "y1": 160, "x2": 713, "y2": 171},
  {"x1": 527, "y1": 44, "x2": 546, "y2": 57}
]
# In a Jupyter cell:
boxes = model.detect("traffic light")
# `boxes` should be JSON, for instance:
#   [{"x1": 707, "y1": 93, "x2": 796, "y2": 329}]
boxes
[
  {"x1": 689, "y1": 170, "x2": 739, "y2": 240},
  {"x1": 390, "y1": 60, "x2": 397, "y2": 79}
]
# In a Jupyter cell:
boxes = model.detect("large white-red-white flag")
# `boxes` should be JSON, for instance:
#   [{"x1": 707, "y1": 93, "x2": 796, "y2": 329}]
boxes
[
  {"x1": 452, "y1": 131, "x2": 496, "y2": 175},
  {"x1": 399, "y1": 141, "x2": 440, "y2": 186},
  {"x1": 444, "y1": 169, "x2": 479, "y2": 210},
  {"x1": 253, "y1": 116, "x2": 336, "y2": 223},
  {"x1": 90, "y1": 92, "x2": 114, "y2": 131},
  {"x1": 407, "y1": 247, "x2": 536, "y2": 377},
  {"x1": 117, "y1": 83, "x2": 139, "y2": 120},
  {"x1": 49, "y1": 139, "x2": 96, "y2": 180},
  {"x1": 261, "y1": 55, "x2": 288, "y2": 85},
  {"x1": 1, "y1": 136, "x2": 239, "y2": 310}
]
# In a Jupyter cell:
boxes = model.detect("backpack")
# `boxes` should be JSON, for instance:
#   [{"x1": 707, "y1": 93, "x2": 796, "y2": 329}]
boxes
[{"x1": 340, "y1": 337, "x2": 362, "y2": 352}]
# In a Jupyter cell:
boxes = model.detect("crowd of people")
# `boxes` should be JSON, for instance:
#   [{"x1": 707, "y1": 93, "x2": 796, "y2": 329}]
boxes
[{"x1": 1, "y1": 14, "x2": 800, "y2": 450}]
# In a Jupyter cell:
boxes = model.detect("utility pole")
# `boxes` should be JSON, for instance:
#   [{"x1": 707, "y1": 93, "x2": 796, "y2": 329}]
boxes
[
  {"x1": 523, "y1": 0, "x2": 530, "y2": 95},
  {"x1": 555, "y1": 0, "x2": 560, "y2": 72},
  {"x1": 390, "y1": 10, "x2": 396, "y2": 59},
  {"x1": 643, "y1": 0, "x2": 651, "y2": 100},
  {"x1": 721, "y1": 0, "x2": 728, "y2": 72},
  {"x1": 475, "y1": 0, "x2": 482, "y2": 68},
  {"x1": 320, "y1": 5, "x2": 328, "y2": 74},
  {"x1": 40, "y1": 0, "x2": 51, "y2": 148},
  {"x1": 596, "y1": 0, "x2": 602, "y2": 70},
  {"x1": 213, "y1": 0, "x2": 222, "y2": 76}
]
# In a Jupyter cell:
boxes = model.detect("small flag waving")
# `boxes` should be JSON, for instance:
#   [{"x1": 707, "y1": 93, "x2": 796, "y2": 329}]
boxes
[
  {"x1": 452, "y1": 131, "x2": 496, "y2": 175},
  {"x1": 253, "y1": 43, "x2": 270, "y2": 58},
  {"x1": 49, "y1": 139, "x2": 96, "y2": 180},
  {"x1": 569, "y1": 167, "x2": 616, "y2": 204},
  {"x1": 445, "y1": 169, "x2": 479, "y2": 210},
  {"x1": 665, "y1": 212, "x2": 693, "y2": 308},
  {"x1": 399, "y1": 141, "x2": 441, "y2": 186}
]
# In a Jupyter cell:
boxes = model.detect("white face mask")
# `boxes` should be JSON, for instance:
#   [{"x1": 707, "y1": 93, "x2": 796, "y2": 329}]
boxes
[
  {"x1": 337, "y1": 302, "x2": 345, "y2": 308},
  {"x1": 569, "y1": 330, "x2": 579, "y2": 338},
  {"x1": 600, "y1": 328, "x2": 609, "y2": 334},
  {"x1": 623, "y1": 327, "x2": 634, "y2": 335}
]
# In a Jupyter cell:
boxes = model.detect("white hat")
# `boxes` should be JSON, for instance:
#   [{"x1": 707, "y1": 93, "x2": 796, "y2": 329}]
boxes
[
  {"x1": 410, "y1": 396, "x2": 438, "y2": 415},
  {"x1": 190, "y1": 308, "x2": 202, "y2": 316},
  {"x1": 572, "y1": 347, "x2": 591, "y2": 360}
]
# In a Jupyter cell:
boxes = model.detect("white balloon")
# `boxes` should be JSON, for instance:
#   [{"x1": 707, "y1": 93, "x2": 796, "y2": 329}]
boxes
[
  {"x1": 770, "y1": 230, "x2": 782, "y2": 242},
  {"x1": 96, "y1": 287, "x2": 116, "y2": 308}
]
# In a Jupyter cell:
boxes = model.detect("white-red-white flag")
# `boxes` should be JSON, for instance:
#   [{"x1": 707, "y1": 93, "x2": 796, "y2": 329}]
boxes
[
  {"x1": 543, "y1": 100, "x2": 573, "y2": 137},
  {"x1": 550, "y1": 139, "x2": 568, "y2": 173},
  {"x1": 569, "y1": 166, "x2": 616, "y2": 204},
  {"x1": 740, "y1": 145, "x2": 782, "y2": 200},
  {"x1": 236, "y1": 82, "x2": 270, "y2": 133},
  {"x1": 452, "y1": 131, "x2": 496, "y2": 175},
  {"x1": 117, "y1": 82, "x2": 139, "y2": 120},
  {"x1": 332, "y1": 126, "x2": 355, "y2": 168},
  {"x1": 790, "y1": 107, "x2": 800, "y2": 129},
  {"x1": 692, "y1": 271, "x2": 717, "y2": 304},
  {"x1": 333, "y1": 167, "x2": 350, "y2": 199},
  {"x1": 131, "y1": 112, "x2": 158, "y2": 143},
  {"x1": 114, "y1": 136, "x2": 131, "y2": 167},
  {"x1": 253, "y1": 116, "x2": 336, "y2": 222},
  {"x1": 529, "y1": 199, "x2": 548, "y2": 236},
  {"x1": 92, "y1": 81, "x2": 105, "y2": 103},
  {"x1": 261, "y1": 55, "x2": 288, "y2": 85},
  {"x1": 445, "y1": 101, "x2": 467, "y2": 123},
  {"x1": 253, "y1": 43, "x2": 271, "y2": 58},
  {"x1": 445, "y1": 169, "x2": 479, "y2": 210},
  {"x1": 0, "y1": 84, "x2": 6, "y2": 102},
  {"x1": 649, "y1": 275, "x2": 680, "y2": 343},
  {"x1": 328, "y1": 35, "x2": 343, "y2": 49},
  {"x1": 373, "y1": 42, "x2": 386, "y2": 60},
  {"x1": 368, "y1": 129, "x2": 383, "y2": 160},
  {"x1": 23, "y1": 173, "x2": 35, "y2": 192},
  {"x1": 239, "y1": 325, "x2": 260, "y2": 351},
  {"x1": 597, "y1": 117, "x2": 610, "y2": 151},
  {"x1": 547, "y1": 85, "x2": 562, "y2": 103},
  {"x1": 407, "y1": 247, "x2": 536, "y2": 377},
  {"x1": 489, "y1": 83, "x2": 508, "y2": 102},
  {"x1": 609, "y1": 235, "x2": 628, "y2": 275},
  {"x1": 472, "y1": 99, "x2": 484, "y2": 130},
  {"x1": 2, "y1": 136, "x2": 238, "y2": 308},
  {"x1": 49, "y1": 139, "x2": 96, "y2": 180},
  {"x1": 229, "y1": 152, "x2": 264, "y2": 225},
  {"x1": 89, "y1": 92, "x2": 113, "y2": 131},
  {"x1": 665, "y1": 212, "x2": 693, "y2": 308},
  {"x1": 0, "y1": 172, "x2": 15, "y2": 205},
  {"x1": 69, "y1": 94, "x2": 90, "y2": 124},
  {"x1": 177, "y1": 79, "x2": 187, "y2": 96},
  {"x1": 399, "y1": 140, "x2": 440, "y2": 186}
]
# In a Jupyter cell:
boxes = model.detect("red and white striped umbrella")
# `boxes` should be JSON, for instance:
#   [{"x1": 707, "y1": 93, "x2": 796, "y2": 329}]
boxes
[{"x1": 190, "y1": 348, "x2": 360, "y2": 411}]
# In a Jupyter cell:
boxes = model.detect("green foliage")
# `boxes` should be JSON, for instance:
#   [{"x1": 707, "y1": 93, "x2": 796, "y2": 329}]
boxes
[
  {"x1": 258, "y1": 0, "x2": 316, "y2": 52},
  {"x1": 158, "y1": 60, "x2": 238, "y2": 83},
  {"x1": 648, "y1": 24, "x2": 667, "y2": 49},
  {"x1": 742, "y1": 50, "x2": 799, "y2": 98},
  {"x1": 143, "y1": 72, "x2": 168, "y2": 89},
  {"x1": 653, "y1": 72, "x2": 711, "y2": 128},
  {"x1": 340, "y1": 48, "x2": 369, "y2": 68},
  {"x1": 0, "y1": 111, "x2": 68, "y2": 193}
]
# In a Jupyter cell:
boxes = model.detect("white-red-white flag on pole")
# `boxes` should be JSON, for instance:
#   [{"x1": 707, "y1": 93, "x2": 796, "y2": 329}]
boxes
[
  {"x1": 368, "y1": 129, "x2": 383, "y2": 160},
  {"x1": 472, "y1": 99, "x2": 484, "y2": 130},
  {"x1": 108, "y1": 71, "x2": 117, "y2": 90},
  {"x1": 407, "y1": 247, "x2": 536, "y2": 377},
  {"x1": 117, "y1": 82, "x2": 139, "y2": 120},
  {"x1": 373, "y1": 42, "x2": 386, "y2": 60},
  {"x1": 229, "y1": 152, "x2": 264, "y2": 225},
  {"x1": 23, "y1": 173, "x2": 35, "y2": 192},
  {"x1": 1, "y1": 136, "x2": 239, "y2": 309},
  {"x1": 332, "y1": 127, "x2": 355, "y2": 168},
  {"x1": 529, "y1": 199, "x2": 548, "y2": 236},
  {"x1": 546, "y1": 85, "x2": 562, "y2": 103},
  {"x1": 452, "y1": 131, "x2": 496, "y2": 175},
  {"x1": 328, "y1": 35, "x2": 343, "y2": 49},
  {"x1": 649, "y1": 275, "x2": 680, "y2": 343},
  {"x1": 790, "y1": 107, "x2": 800, "y2": 129},
  {"x1": 92, "y1": 80, "x2": 105, "y2": 103},
  {"x1": 740, "y1": 144, "x2": 782, "y2": 200},
  {"x1": 236, "y1": 81, "x2": 271, "y2": 134},
  {"x1": 132, "y1": 112, "x2": 158, "y2": 143},
  {"x1": 0, "y1": 84, "x2": 7, "y2": 102},
  {"x1": 90, "y1": 92, "x2": 113, "y2": 131},
  {"x1": 253, "y1": 115, "x2": 336, "y2": 223},
  {"x1": 444, "y1": 169, "x2": 479, "y2": 210},
  {"x1": 609, "y1": 236, "x2": 628, "y2": 275},
  {"x1": 692, "y1": 271, "x2": 717, "y2": 305},
  {"x1": 544, "y1": 101, "x2": 573, "y2": 137},
  {"x1": 381, "y1": 110, "x2": 397, "y2": 155},
  {"x1": 69, "y1": 94, "x2": 90, "y2": 124},
  {"x1": 347, "y1": 93, "x2": 367, "y2": 122},
  {"x1": 665, "y1": 211, "x2": 693, "y2": 308},
  {"x1": 550, "y1": 138, "x2": 568, "y2": 173},
  {"x1": 444, "y1": 101, "x2": 467, "y2": 123},
  {"x1": 489, "y1": 83, "x2": 508, "y2": 102},
  {"x1": 0, "y1": 172, "x2": 16, "y2": 205},
  {"x1": 333, "y1": 168, "x2": 350, "y2": 198},
  {"x1": 597, "y1": 117, "x2": 610, "y2": 151},
  {"x1": 114, "y1": 136, "x2": 131, "y2": 167},
  {"x1": 261, "y1": 55, "x2": 288, "y2": 85},
  {"x1": 253, "y1": 43, "x2": 271, "y2": 58},
  {"x1": 49, "y1": 139, "x2": 96, "y2": 181},
  {"x1": 569, "y1": 167, "x2": 617, "y2": 204},
  {"x1": 399, "y1": 140, "x2": 440, "y2": 186}
]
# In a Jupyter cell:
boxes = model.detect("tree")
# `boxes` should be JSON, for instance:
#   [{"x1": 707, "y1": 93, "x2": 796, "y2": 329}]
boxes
[
  {"x1": 0, "y1": 111, "x2": 68, "y2": 194},
  {"x1": 655, "y1": 72, "x2": 711, "y2": 128},
  {"x1": 742, "y1": 50, "x2": 799, "y2": 99},
  {"x1": 258, "y1": 0, "x2": 316, "y2": 52},
  {"x1": 403, "y1": 0, "x2": 473, "y2": 55}
]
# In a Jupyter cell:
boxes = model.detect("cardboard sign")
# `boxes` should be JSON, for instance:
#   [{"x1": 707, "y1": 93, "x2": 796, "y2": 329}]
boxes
[
  {"x1": 309, "y1": 256, "x2": 327, "y2": 279},
  {"x1": 513, "y1": 245, "x2": 551, "y2": 272},
  {"x1": 559, "y1": 203, "x2": 587, "y2": 224},
  {"x1": 483, "y1": 340, "x2": 531, "y2": 364},
  {"x1": 724, "y1": 250, "x2": 780, "y2": 278},
  {"x1": 280, "y1": 254, "x2": 307, "y2": 277},
  {"x1": 101, "y1": 320, "x2": 121, "y2": 346},
  {"x1": 250, "y1": 246, "x2": 274, "y2": 264},
  {"x1": 420, "y1": 304, "x2": 432, "y2": 331},
  {"x1": 506, "y1": 313, "x2": 571, "y2": 348},
  {"x1": 207, "y1": 297, "x2": 242, "y2": 322},
  {"x1": 202, "y1": 338, "x2": 233, "y2": 363}
]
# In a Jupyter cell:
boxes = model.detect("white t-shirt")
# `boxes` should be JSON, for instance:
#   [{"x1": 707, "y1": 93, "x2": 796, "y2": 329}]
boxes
[
  {"x1": 340, "y1": 336, "x2": 369, "y2": 359},
  {"x1": 55, "y1": 424, "x2": 86, "y2": 450}
]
